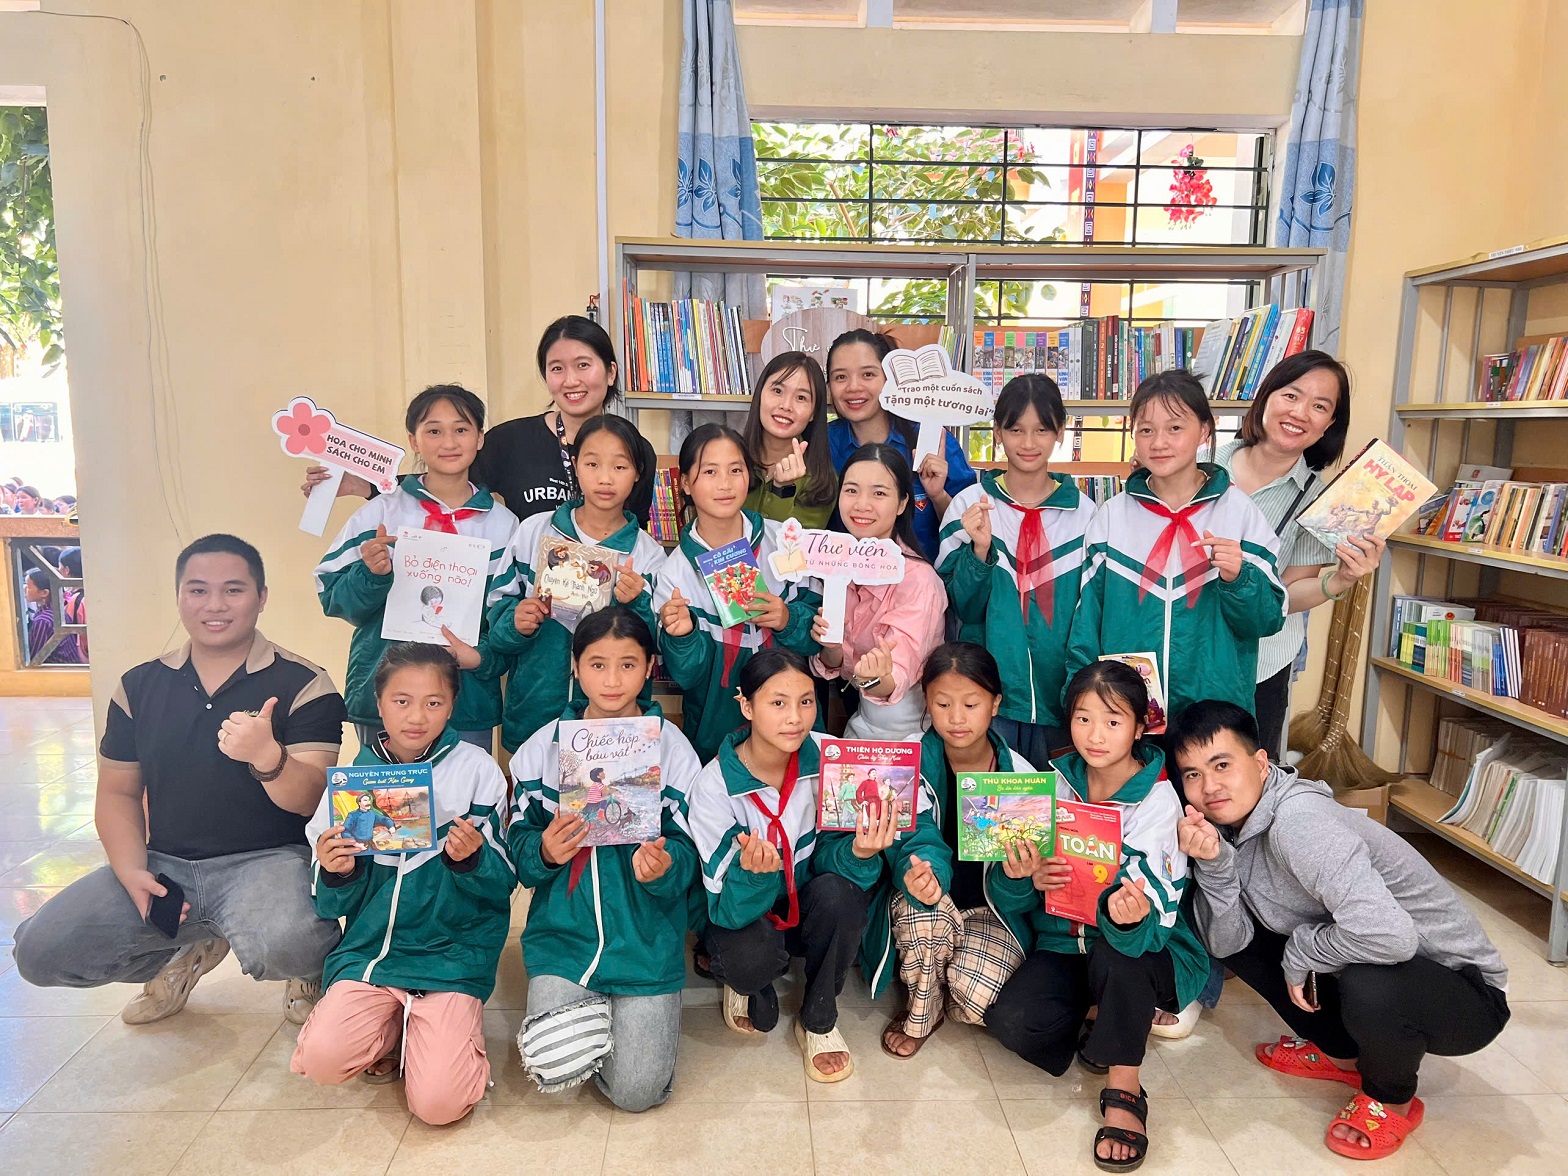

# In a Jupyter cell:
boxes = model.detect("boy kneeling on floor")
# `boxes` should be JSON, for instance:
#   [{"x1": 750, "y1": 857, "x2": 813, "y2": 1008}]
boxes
[{"x1": 1170, "y1": 700, "x2": 1511, "y2": 1162}]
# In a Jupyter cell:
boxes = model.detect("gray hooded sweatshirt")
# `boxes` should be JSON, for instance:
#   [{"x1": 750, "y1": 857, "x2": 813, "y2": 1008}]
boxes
[{"x1": 1190, "y1": 764, "x2": 1508, "y2": 992}]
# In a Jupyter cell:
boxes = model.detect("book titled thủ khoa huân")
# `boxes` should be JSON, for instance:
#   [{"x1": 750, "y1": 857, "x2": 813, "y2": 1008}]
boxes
[
  {"x1": 956, "y1": 772, "x2": 1057, "y2": 862},
  {"x1": 1294, "y1": 438, "x2": 1437, "y2": 551}
]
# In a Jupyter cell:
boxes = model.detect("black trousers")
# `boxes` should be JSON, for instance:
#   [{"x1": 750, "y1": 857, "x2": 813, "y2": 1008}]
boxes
[
  {"x1": 1252, "y1": 663, "x2": 1293, "y2": 763},
  {"x1": 986, "y1": 939, "x2": 1178, "y2": 1076},
  {"x1": 1220, "y1": 923, "x2": 1510, "y2": 1104},
  {"x1": 705, "y1": 871, "x2": 872, "y2": 1034}
]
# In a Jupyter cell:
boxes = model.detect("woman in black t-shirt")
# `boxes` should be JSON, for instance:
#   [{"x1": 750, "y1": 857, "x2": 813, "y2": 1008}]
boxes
[{"x1": 303, "y1": 316, "x2": 657, "y2": 526}]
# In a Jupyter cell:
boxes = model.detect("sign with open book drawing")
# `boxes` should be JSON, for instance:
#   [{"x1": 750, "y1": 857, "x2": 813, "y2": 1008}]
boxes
[
  {"x1": 271, "y1": 396, "x2": 406, "y2": 536},
  {"x1": 381, "y1": 529, "x2": 489, "y2": 646},
  {"x1": 768, "y1": 517, "x2": 905, "y2": 645},
  {"x1": 879, "y1": 344, "x2": 997, "y2": 464}
]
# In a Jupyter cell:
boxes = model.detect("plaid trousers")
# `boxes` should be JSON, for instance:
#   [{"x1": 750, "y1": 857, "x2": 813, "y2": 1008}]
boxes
[{"x1": 890, "y1": 894, "x2": 1024, "y2": 1038}]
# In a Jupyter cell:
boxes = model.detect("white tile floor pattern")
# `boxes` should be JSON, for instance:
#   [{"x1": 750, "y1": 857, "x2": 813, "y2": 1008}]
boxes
[{"x1": 1, "y1": 698, "x2": 1566, "y2": 1173}]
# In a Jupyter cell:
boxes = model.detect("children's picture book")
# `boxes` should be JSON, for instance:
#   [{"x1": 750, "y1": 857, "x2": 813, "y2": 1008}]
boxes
[
  {"x1": 556, "y1": 716, "x2": 664, "y2": 847},
  {"x1": 533, "y1": 535, "x2": 619, "y2": 633},
  {"x1": 956, "y1": 771, "x2": 1058, "y2": 861},
  {"x1": 696, "y1": 537, "x2": 763, "y2": 628},
  {"x1": 1295, "y1": 438, "x2": 1438, "y2": 550},
  {"x1": 817, "y1": 738, "x2": 921, "y2": 832},
  {"x1": 1045, "y1": 798, "x2": 1123, "y2": 924},
  {"x1": 1097, "y1": 652, "x2": 1168, "y2": 735},
  {"x1": 381, "y1": 528, "x2": 489, "y2": 645},
  {"x1": 328, "y1": 763, "x2": 436, "y2": 856}
]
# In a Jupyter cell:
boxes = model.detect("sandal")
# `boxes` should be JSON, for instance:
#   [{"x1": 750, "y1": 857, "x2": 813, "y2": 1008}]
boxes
[
  {"x1": 1255, "y1": 1035, "x2": 1362, "y2": 1088},
  {"x1": 1077, "y1": 1020, "x2": 1109, "y2": 1075},
  {"x1": 880, "y1": 1012, "x2": 943, "y2": 1059},
  {"x1": 1094, "y1": 1085, "x2": 1149, "y2": 1172},
  {"x1": 1148, "y1": 1001, "x2": 1201, "y2": 1040},
  {"x1": 1324, "y1": 1092, "x2": 1425, "y2": 1160},
  {"x1": 794, "y1": 1019, "x2": 855, "y2": 1084},
  {"x1": 721, "y1": 985, "x2": 761, "y2": 1035},
  {"x1": 360, "y1": 1052, "x2": 400, "y2": 1085}
]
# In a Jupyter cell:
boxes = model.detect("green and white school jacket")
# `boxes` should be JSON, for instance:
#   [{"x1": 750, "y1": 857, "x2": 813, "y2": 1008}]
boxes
[
  {"x1": 937, "y1": 471, "x2": 1097, "y2": 729},
  {"x1": 487, "y1": 504, "x2": 667, "y2": 752},
  {"x1": 653, "y1": 512, "x2": 819, "y2": 762},
  {"x1": 690, "y1": 730, "x2": 848, "y2": 930},
  {"x1": 507, "y1": 701, "x2": 700, "y2": 996},
  {"x1": 315, "y1": 476, "x2": 520, "y2": 731},
  {"x1": 308, "y1": 728, "x2": 517, "y2": 1002},
  {"x1": 1064, "y1": 465, "x2": 1285, "y2": 718}
]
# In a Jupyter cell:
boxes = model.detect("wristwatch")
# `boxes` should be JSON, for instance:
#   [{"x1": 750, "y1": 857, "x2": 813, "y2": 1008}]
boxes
[{"x1": 852, "y1": 674, "x2": 882, "y2": 693}]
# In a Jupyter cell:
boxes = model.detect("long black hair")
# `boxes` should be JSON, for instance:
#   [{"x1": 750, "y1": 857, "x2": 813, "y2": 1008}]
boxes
[
  {"x1": 996, "y1": 374, "x2": 1066, "y2": 435},
  {"x1": 736, "y1": 647, "x2": 814, "y2": 699},
  {"x1": 840, "y1": 441, "x2": 926, "y2": 561},
  {"x1": 1064, "y1": 660, "x2": 1151, "y2": 762},
  {"x1": 571, "y1": 604, "x2": 656, "y2": 663},
  {"x1": 921, "y1": 641, "x2": 1002, "y2": 696},
  {"x1": 536, "y1": 314, "x2": 621, "y2": 399},
  {"x1": 741, "y1": 351, "x2": 836, "y2": 509},
  {"x1": 374, "y1": 642, "x2": 461, "y2": 699},
  {"x1": 405, "y1": 384, "x2": 485, "y2": 434},
  {"x1": 825, "y1": 328, "x2": 919, "y2": 451},
  {"x1": 677, "y1": 422, "x2": 752, "y2": 525},
  {"x1": 1238, "y1": 349, "x2": 1351, "y2": 472},
  {"x1": 1128, "y1": 370, "x2": 1215, "y2": 460}
]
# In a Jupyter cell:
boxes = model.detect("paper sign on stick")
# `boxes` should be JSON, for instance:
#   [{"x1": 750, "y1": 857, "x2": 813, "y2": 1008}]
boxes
[
  {"x1": 271, "y1": 397, "x2": 407, "y2": 536},
  {"x1": 767, "y1": 517, "x2": 905, "y2": 645},
  {"x1": 879, "y1": 344, "x2": 996, "y2": 465}
]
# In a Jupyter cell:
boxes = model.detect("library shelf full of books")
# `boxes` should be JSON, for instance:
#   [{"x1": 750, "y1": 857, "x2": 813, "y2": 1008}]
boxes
[{"x1": 1362, "y1": 235, "x2": 1568, "y2": 962}]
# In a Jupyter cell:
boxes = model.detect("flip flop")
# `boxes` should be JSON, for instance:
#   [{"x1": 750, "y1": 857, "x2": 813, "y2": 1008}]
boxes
[
  {"x1": 1255, "y1": 1035, "x2": 1363, "y2": 1088},
  {"x1": 794, "y1": 1019, "x2": 855, "y2": 1083},
  {"x1": 1324, "y1": 1092, "x2": 1425, "y2": 1160},
  {"x1": 880, "y1": 1012, "x2": 943, "y2": 1059}
]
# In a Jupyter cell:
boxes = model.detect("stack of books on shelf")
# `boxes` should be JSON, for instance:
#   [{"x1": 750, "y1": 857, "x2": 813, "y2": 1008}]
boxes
[
  {"x1": 1430, "y1": 717, "x2": 1513, "y2": 796},
  {"x1": 622, "y1": 289, "x2": 750, "y2": 399},
  {"x1": 1192, "y1": 304, "x2": 1315, "y2": 400},
  {"x1": 1416, "y1": 464, "x2": 1568, "y2": 560},
  {"x1": 1069, "y1": 474, "x2": 1124, "y2": 504},
  {"x1": 971, "y1": 320, "x2": 1197, "y2": 400},
  {"x1": 648, "y1": 466, "x2": 685, "y2": 545},
  {"x1": 1434, "y1": 723, "x2": 1566, "y2": 885},
  {"x1": 1474, "y1": 332, "x2": 1568, "y2": 402},
  {"x1": 1390, "y1": 595, "x2": 1568, "y2": 717}
]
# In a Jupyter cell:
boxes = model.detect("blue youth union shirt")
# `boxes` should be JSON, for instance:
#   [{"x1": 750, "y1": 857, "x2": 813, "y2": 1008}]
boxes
[{"x1": 827, "y1": 417, "x2": 978, "y2": 560}]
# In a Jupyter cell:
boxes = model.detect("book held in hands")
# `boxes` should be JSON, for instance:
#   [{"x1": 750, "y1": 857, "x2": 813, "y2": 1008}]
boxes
[
  {"x1": 1044, "y1": 798, "x2": 1123, "y2": 925},
  {"x1": 329, "y1": 764, "x2": 436, "y2": 856},
  {"x1": 956, "y1": 771, "x2": 1057, "y2": 861},
  {"x1": 556, "y1": 716, "x2": 664, "y2": 847},
  {"x1": 816, "y1": 738, "x2": 920, "y2": 833},
  {"x1": 381, "y1": 528, "x2": 489, "y2": 645},
  {"x1": 1294, "y1": 438, "x2": 1437, "y2": 550},
  {"x1": 534, "y1": 535, "x2": 619, "y2": 633},
  {"x1": 696, "y1": 538, "x2": 763, "y2": 628}
]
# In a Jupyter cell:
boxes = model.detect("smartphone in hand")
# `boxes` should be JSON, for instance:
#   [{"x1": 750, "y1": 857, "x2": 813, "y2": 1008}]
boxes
[
  {"x1": 1304, "y1": 970, "x2": 1320, "y2": 1011},
  {"x1": 145, "y1": 873, "x2": 185, "y2": 938}
]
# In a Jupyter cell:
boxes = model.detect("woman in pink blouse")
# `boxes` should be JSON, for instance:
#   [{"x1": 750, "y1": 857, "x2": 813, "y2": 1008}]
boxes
[{"x1": 811, "y1": 443, "x2": 948, "y2": 738}]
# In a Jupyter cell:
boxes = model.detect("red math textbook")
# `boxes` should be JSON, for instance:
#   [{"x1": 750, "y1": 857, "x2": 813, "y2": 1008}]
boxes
[{"x1": 1044, "y1": 798, "x2": 1123, "y2": 925}]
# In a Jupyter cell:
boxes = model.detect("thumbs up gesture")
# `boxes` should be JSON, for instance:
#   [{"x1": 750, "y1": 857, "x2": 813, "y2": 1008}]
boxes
[
  {"x1": 360, "y1": 523, "x2": 395, "y2": 576},
  {"x1": 769, "y1": 437, "x2": 809, "y2": 488},
  {"x1": 660, "y1": 587, "x2": 695, "y2": 637},
  {"x1": 903, "y1": 852, "x2": 943, "y2": 905},
  {"x1": 961, "y1": 494, "x2": 995, "y2": 561},
  {"x1": 219, "y1": 697, "x2": 285, "y2": 773}
]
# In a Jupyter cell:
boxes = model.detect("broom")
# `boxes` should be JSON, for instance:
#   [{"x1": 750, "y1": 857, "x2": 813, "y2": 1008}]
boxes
[
  {"x1": 1287, "y1": 581, "x2": 1352, "y2": 753},
  {"x1": 1294, "y1": 576, "x2": 1400, "y2": 790}
]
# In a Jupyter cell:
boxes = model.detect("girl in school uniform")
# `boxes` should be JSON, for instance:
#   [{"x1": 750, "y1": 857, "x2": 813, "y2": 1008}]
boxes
[
  {"x1": 487, "y1": 414, "x2": 667, "y2": 753},
  {"x1": 687, "y1": 648, "x2": 890, "y2": 1084},
  {"x1": 315, "y1": 384, "x2": 520, "y2": 749},
  {"x1": 824, "y1": 328, "x2": 977, "y2": 560},
  {"x1": 292, "y1": 643, "x2": 516, "y2": 1126},
  {"x1": 740, "y1": 350, "x2": 838, "y2": 529},
  {"x1": 986, "y1": 659, "x2": 1210, "y2": 1172},
  {"x1": 878, "y1": 643, "x2": 1033, "y2": 1060},
  {"x1": 655, "y1": 423, "x2": 818, "y2": 762},
  {"x1": 1065, "y1": 370, "x2": 1287, "y2": 727},
  {"x1": 938, "y1": 374, "x2": 1098, "y2": 765},
  {"x1": 508, "y1": 607, "x2": 701, "y2": 1112},
  {"x1": 811, "y1": 442, "x2": 947, "y2": 740}
]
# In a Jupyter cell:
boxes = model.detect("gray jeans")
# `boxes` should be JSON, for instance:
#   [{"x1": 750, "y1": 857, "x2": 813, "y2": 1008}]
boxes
[
  {"x1": 526, "y1": 973, "x2": 681, "y2": 1113},
  {"x1": 12, "y1": 844, "x2": 341, "y2": 988}
]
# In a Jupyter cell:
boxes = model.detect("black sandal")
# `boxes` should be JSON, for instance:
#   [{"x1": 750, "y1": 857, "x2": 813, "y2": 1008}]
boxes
[
  {"x1": 1076, "y1": 1021, "x2": 1109, "y2": 1075},
  {"x1": 1093, "y1": 1086, "x2": 1149, "y2": 1173}
]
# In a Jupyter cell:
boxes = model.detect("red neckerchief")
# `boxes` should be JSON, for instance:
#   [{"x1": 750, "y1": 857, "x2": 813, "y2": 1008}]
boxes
[
  {"x1": 420, "y1": 499, "x2": 481, "y2": 534},
  {"x1": 744, "y1": 750, "x2": 801, "y2": 930},
  {"x1": 1008, "y1": 501, "x2": 1054, "y2": 624},
  {"x1": 1136, "y1": 498, "x2": 1209, "y2": 608},
  {"x1": 567, "y1": 846, "x2": 591, "y2": 894}
]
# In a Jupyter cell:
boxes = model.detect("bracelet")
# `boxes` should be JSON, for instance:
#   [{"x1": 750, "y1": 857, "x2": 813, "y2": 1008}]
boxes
[
  {"x1": 249, "y1": 743, "x2": 289, "y2": 783},
  {"x1": 1320, "y1": 568, "x2": 1351, "y2": 601}
]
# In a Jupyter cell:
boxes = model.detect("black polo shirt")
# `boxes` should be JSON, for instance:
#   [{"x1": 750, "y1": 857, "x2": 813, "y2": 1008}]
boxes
[{"x1": 100, "y1": 631, "x2": 348, "y2": 860}]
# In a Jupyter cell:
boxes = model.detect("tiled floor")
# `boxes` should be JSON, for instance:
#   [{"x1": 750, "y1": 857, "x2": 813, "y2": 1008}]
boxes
[{"x1": 2, "y1": 698, "x2": 1567, "y2": 1173}]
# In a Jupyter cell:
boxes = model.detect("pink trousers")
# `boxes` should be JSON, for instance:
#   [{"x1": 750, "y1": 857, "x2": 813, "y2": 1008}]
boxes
[{"x1": 290, "y1": 980, "x2": 488, "y2": 1125}]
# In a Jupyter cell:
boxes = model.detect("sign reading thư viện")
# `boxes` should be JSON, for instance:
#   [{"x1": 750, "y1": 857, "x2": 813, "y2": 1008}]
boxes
[
  {"x1": 271, "y1": 396, "x2": 407, "y2": 535},
  {"x1": 767, "y1": 517, "x2": 905, "y2": 644},
  {"x1": 878, "y1": 344, "x2": 996, "y2": 464}
]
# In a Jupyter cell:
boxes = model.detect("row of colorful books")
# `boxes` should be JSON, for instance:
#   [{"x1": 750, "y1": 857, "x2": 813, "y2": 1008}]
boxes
[
  {"x1": 648, "y1": 467, "x2": 685, "y2": 545},
  {"x1": 970, "y1": 321, "x2": 1198, "y2": 400},
  {"x1": 1390, "y1": 596, "x2": 1568, "y2": 718},
  {"x1": 622, "y1": 290, "x2": 750, "y2": 399},
  {"x1": 1435, "y1": 719, "x2": 1566, "y2": 884},
  {"x1": 1191, "y1": 304, "x2": 1315, "y2": 401},
  {"x1": 1069, "y1": 474, "x2": 1124, "y2": 504},
  {"x1": 1475, "y1": 332, "x2": 1568, "y2": 402},
  {"x1": 1416, "y1": 465, "x2": 1568, "y2": 560}
]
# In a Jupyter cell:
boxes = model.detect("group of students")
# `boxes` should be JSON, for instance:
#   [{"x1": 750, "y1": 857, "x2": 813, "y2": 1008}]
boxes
[
  {"x1": 284, "y1": 313, "x2": 1503, "y2": 1167},
  {"x1": 4, "y1": 477, "x2": 75, "y2": 516},
  {"x1": 22, "y1": 543, "x2": 86, "y2": 664}
]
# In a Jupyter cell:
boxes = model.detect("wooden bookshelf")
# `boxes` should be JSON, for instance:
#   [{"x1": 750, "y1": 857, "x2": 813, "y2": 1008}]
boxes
[
  {"x1": 1386, "y1": 533, "x2": 1568, "y2": 581},
  {"x1": 1390, "y1": 777, "x2": 1568, "y2": 904},
  {"x1": 1369, "y1": 657, "x2": 1568, "y2": 744},
  {"x1": 1396, "y1": 401, "x2": 1568, "y2": 420}
]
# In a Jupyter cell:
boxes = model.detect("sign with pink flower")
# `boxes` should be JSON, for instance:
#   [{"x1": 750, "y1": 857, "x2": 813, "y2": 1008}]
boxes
[
  {"x1": 271, "y1": 396, "x2": 405, "y2": 535},
  {"x1": 767, "y1": 516, "x2": 905, "y2": 644}
]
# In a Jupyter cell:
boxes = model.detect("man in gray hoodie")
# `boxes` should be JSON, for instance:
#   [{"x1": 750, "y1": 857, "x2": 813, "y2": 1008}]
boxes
[{"x1": 1168, "y1": 700, "x2": 1510, "y2": 1161}]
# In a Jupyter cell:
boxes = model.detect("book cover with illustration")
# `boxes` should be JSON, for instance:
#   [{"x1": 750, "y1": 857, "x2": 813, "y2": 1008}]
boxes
[
  {"x1": 817, "y1": 738, "x2": 921, "y2": 832},
  {"x1": 696, "y1": 537, "x2": 763, "y2": 628},
  {"x1": 556, "y1": 715, "x2": 663, "y2": 847},
  {"x1": 1295, "y1": 438, "x2": 1437, "y2": 550},
  {"x1": 328, "y1": 764, "x2": 436, "y2": 856},
  {"x1": 956, "y1": 772, "x2": 1058, "y2": 861},
  {"x1": 1096, "y1": 652, "x2": 1168, "y2": 734},
  {"x1": 1044, "y1": 798, "x2": 1123, "y2": 924},
  {"x1": 534, "y1": 535, "x2": 619, "y2": 633},
  {"x1": 381, "y1": 528, "x2": 489, "y2": 645}
]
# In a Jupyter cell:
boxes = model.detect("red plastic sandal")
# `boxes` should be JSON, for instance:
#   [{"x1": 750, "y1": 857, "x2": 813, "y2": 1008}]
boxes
[
  {"x1": 1324, "y1": 1092, "x2": 1425, "y2": 1160},
  {"x1": 1254, "y1": 1035, "x2": 1363, "y2": 1088}
]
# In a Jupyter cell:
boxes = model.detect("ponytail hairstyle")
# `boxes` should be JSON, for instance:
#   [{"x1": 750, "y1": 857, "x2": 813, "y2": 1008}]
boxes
[
  {"x1": 921, "y1": 641, "x2": 1003, "y2": 696},
  {"x1": 574, "y1": 413, "x2": 649, "y2": 483},
  {"x1": 404, "y1": 384, "x2": 486, "y2": 434},
  {"x1": 571, "y1": 604, "x2": 657, "y2": 663},
  {"x1": 825, "y1": 328, "x2": 918, "y2": 450},
  {"x1": 735, "y1": 647, "x2": 813, "y2": 700},
  {"x1": 741, "y1": 351, "x2": 836, "y2": 509},
  {"x1": 536, "y1": 315, "x2": 621, "y2": 400},
  {"x1": 373, "y1": 642, "x2": 461, "y2": 700},
  {"x1": 677, "y1": 422, "x2": 752, "y2": 524},
  {"x1": 1128, "y1": 370, "x2": 1215, "y2": 460},
  {"x1": 1063, "y1": 660, "x2": 1150, "y2": 760},
  {"x1": 840, "y1": 441, "x2": 926, "y2": 561}
]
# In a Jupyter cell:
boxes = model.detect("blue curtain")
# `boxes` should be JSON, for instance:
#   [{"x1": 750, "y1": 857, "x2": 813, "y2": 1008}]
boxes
[
  {"x1": 671, "y1": 0, "x2": 763, "y2": 442},
  {"x1": 1275, "y1": 0, "x2": 1362, "y2": 355}
]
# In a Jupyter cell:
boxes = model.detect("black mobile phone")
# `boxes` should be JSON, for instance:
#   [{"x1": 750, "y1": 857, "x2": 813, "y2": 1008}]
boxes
[
  {"x1": 1304, "y1": 971, "x2": 1320, "y2": 1011},
  {"x1": 146, "y1": 873, "x2": 185, "y2": 938}
]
